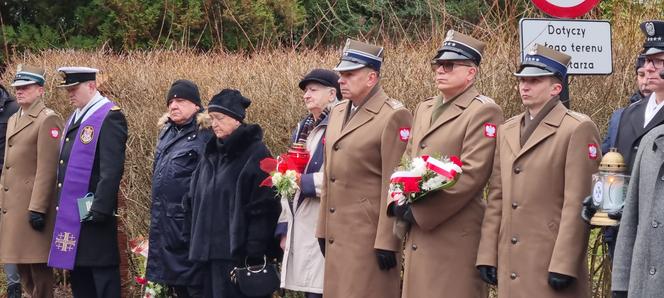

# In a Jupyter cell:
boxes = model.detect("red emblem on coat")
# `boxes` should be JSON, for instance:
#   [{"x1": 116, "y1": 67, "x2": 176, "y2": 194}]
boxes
[
  {"x1": 399, "y1": 127, "x2": 411, "y2": 142},
  {"x1": 50, "y1": 128, "x2": 60, "y2": 139},
  {"x1": 484, "y1": 123, "x2": 497, "y2": 138},
  {"x1": 588, "y1": 143, "x2": 598, "y2": 160}
]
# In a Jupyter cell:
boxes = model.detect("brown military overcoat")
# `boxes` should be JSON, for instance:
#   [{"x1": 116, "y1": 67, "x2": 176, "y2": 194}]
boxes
[
  {"x1": 476, "y1": 101, "x2": 600, "y2": 298},
  {"x1": 0, "y1": 99, "x2": 63, "y2": 263},
  {"x1": 402, "y1": 86, "x2": 503, "y2": 298},
  {"x1": 316, "y1": 86, "x2": 412, "y2": 298}
]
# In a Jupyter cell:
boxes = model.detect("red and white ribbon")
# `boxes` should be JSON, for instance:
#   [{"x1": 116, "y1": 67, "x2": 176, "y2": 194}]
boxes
[
  {"x1": 425, "y1": 156, "x2": 462, "y2": 180},
  {"x1": 389, "y1": 171, "x2": 422, "y2": 193}
]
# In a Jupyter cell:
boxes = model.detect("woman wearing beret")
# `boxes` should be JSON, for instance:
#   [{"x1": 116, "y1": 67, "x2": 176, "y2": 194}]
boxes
[
  {"x1": 183, "y1": 89, "x2": 281, "y2": 298},
  {"x1": 275, "y1": 69, "x2": 341, "y2": 298}
]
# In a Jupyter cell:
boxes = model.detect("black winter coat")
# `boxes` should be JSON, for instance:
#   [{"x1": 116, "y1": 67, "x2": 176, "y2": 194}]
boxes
[
  {"x1": 615, "y1": 96, "x2": 664, "y2": 170},
  {"x1": 56, "y1": 108, "x2": 128, "y2": 267},
  {"x1": 184, "y1": 123, "x2": 280, "y2": 263},
  {"x1": 147, "y1": 114, "x2": 212, "y2": 285},
  {"x1": 0, "y1": 85, "x2": 19, "y2": 176}
]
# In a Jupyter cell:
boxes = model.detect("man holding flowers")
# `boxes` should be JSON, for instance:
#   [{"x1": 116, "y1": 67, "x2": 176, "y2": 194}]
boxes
[{"x1": 390, "y1": 30, "x2": 503, "y2": 298}]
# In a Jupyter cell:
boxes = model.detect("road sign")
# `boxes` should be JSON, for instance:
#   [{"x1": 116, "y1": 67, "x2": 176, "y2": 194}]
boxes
[
  {"x1": 520, "y1": 18, "x2": 612, "y2": 75},
  {"x1": 531, "y1": 0, "x2": 601, "y2": 18}
]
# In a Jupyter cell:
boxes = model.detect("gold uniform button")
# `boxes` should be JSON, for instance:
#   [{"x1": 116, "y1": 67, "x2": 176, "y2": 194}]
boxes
[
  {"x1": 59, "y1": 160, "x2": 64, "y2": 164},
  {"x1": 57, "y1": 183, "x2": 62, "y2": 188},
  {"x1": 65, "y1": 138, "x2": 70, "y2": 142}
]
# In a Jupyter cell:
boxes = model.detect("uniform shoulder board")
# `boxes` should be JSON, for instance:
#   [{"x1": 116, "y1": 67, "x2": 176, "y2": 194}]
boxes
[
  {"x1": 566, "y1": 110, "x2": 591, "y2": 122},
  {"x1": 111, "y1": 105, "x2": 122, "y2": 111},
  {"x1": 386, "y1": 98, "x2": 405, "y2": 109},
  {"x1": 474, "y1": 94, "x2": 495, "y2": 104}
]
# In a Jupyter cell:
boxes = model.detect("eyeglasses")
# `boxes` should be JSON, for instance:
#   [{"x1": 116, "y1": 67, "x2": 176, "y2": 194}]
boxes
[
  {"x1": 430, "y1": 61, "x2": 473, "y2": 72},
  {"x1": 644, "y1": 57, "x2": 664, "y2": 69}
]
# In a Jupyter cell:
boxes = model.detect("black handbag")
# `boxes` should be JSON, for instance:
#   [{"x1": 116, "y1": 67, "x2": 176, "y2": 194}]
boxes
[{"x1": 230, "y1": 256, "x2": 280, "y2": 297}]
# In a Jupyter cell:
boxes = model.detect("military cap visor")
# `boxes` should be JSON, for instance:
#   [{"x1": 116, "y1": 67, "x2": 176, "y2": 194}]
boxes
[
  {"x1": 513, "y1": 66, "x2": 555, "y2": 77},
  {"x1": 435, "y1": 43, "x2": 482, "y2": 64},
  {"x1": 644, "y1": 47, "x2": 664, "y2": 56},
  {"x1": 334, "y1": 59, "x2": 368, "y2": 72},
  {"x1": 514, "y1": 52, "x2": 568, "y2": 80},
  {"x1": 11, "y1": 71, "x2": 45, "y2": 87},
  {"x1": 435, "y1": 51, "x2": 473, "y2": 62},
  {"x1": 56, "y1": 67, "x2": 99, "y2": 88}
]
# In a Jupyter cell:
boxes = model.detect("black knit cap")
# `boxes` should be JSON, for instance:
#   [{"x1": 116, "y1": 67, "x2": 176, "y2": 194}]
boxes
[
  {"x1": 166, "y1": 79, "x2": 202, "y2": 107},
  {"x1": 298, "y1": 69, "x2": 342, "y2": 100},
  {"x1": 208, "y1": 89, "x2": 251, "y2": 122}
]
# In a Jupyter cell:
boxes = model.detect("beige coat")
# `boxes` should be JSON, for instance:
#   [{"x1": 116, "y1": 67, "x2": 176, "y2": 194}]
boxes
[
  {"x1": 476, "y1": 101, "x2": 600, "y2": 298},
  {"x1": 316, "y1": 87, "x2": 412, "y2": 298},
  {"x1": 402, "y1": 87, "x2": 503, "y2": 298},
  {"x1": 0, "y1": 99, "x2": 63, "y2": 263},
  {"x1": 278, "y1": 118, "x2": 326, "y2": 293}
]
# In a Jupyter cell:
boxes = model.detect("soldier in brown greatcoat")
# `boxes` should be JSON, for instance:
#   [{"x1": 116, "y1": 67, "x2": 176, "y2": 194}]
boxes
[
  {"x1": 0, "y1": 65, "x2": 63, "y2": 298},
  {"x1": 391, "y1": 30, "x2": 503, "y2": 298},
  {"x1": 476, "y1": 44, "x2": 600, "y2": 298},
  {"x1": 315, "y1": 39, "x2": 412, "y2": 298}
]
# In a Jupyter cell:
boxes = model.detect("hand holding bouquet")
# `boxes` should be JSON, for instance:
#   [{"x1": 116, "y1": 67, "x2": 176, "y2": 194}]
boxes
[
  {"x1": 259, "y1": 143, "x2": 310, "y2": 201},
  {"x1": 386, "y1": 154, "x2": 463, "y2": 238}
]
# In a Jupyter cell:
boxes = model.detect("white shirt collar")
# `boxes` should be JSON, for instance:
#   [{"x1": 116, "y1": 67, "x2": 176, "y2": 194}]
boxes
[
  {"x1": 74, "y1": 91, "x2": 110, "y2": 123},
  {"x1": 644, "y1": 92, "x2": 664, "y2": 128}
]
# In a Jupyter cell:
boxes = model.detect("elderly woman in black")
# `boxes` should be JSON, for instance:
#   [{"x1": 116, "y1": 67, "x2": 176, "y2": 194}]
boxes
[{"x1": 184, "y1": 89, "x2": 280, "y2": 297}]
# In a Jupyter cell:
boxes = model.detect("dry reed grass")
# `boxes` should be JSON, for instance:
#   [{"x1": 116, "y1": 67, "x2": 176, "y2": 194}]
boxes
[{"x1": 0, "y1": 3, "x2": 661, "y2": 297}]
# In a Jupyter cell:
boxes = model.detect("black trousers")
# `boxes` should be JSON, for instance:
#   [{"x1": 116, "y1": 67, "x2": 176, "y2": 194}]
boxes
[{"x1": 70, "y1": 266, "x2": 120, "y2": 298}]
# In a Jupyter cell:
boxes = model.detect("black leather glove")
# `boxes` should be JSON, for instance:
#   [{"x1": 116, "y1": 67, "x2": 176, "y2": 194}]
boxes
[
  {"x1": 581, "y1": 196, "x2": 597, "y2": 224},
  {"x1": 375, "y1": 249, "x2": 397, "y2": 271},
  {"x1": 608, "y1": 208, "x2": 623, "y2": 220},
  {"x1": 612, "y1": 290, "x2": 627, "y2": 298},
  {"x1": 477, "y1": 265, "x2": 497, "y2": 286},
  {"x1": 29, "y1": 211, "x2": 46, "y2": 231},
  {"x1": 548, "y1": 272, "x2": 575, "y2": 291},
  {"x1": 392, "y1": 203, "x2": 416, "y2": 224},
  {"x1": 81, "y1": 210, "x2": 109, "y2": 223},
  {"x1": 318, "y1": 238, "x2": 325, "y2": 257}
]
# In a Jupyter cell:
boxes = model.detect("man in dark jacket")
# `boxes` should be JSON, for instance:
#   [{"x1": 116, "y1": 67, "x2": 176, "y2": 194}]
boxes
[
  {"x1": 47, "y1": 67, "x2": 128, "y2": 298},
  {"x1": 601, "y1": 55, "x2": 652, "y2": 153},
  {"x1": 146, "y1": 80, "x2": 211, "y2": 297}
]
